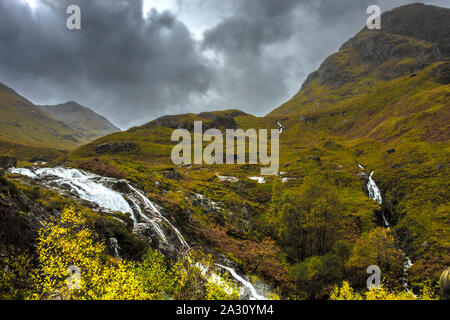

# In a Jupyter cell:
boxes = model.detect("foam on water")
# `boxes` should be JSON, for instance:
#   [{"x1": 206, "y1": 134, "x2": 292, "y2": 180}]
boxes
[
  {"x1": 9, "y1": 167, "x2": 132, "y2": 213},
  {"x1": 216, "y1": 264, "x2": 265, "y2": 300}
]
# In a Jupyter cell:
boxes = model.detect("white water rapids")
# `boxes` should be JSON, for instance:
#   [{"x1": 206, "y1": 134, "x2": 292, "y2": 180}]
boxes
[
  {"x1": 8, "y1": 166, "x2": 265, "y2": 300},
  {"x1": 367, "y1": 170, "x2": 389, "y2": 227},
  {"x1": 362, "y1": 166, "x2": 413, "y2": 287}
]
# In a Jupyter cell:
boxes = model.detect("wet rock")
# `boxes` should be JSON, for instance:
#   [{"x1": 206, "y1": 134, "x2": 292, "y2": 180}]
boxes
[
  {"x1": 0, "y1": 156, "x2": 16, "y2": 169},
  {"x1": 112, "y1": 180, "x2": 131, "y2": 194},
  {"x1": 133, "y1": 223, "x2": 157, "y2": 248},
  {"x1": 95, "y1": 142, "x2": 136, "y2": 154},
  {"x1": 387, "y1": 149, "x2": 396, "y2": 154}
]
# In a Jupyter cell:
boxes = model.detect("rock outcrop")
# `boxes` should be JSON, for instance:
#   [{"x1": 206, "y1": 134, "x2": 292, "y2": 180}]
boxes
[
  {"x1": 0, "y1": 156, "x2": 16, "y2": 169},
  {"x1": 95, "y1": 142, "x2": 137, "y2": 154}
]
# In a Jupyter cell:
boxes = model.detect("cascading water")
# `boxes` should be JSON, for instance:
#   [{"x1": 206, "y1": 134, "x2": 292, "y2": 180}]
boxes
[
  {"x1": 8, "y1": 167, "x2": 177, "y2": 245},
  {"x1": 10, "y1": 167, "x2": 133, "y2": 213},
  {"x1": 216, "y1": 264, "x2": 265, "y2": 300},
  {"x1": 127, "y1": 184, "x2": 189, "y2": 248},
  {"x1": 362, "y1": 166, "x2": 413, "y2": 288},
  {"x1": 367, "y1": 171, "x2": 389, "y2": 227},
  {"x1": 8, "y1": 166, "x2": 266, "y2": 300},
  {"x1": 277, "y1": 121, "x2": 284, "y2": 134},
  {"x1": 110, "y1": 238, "x2": 121, "y2": 260},
  {"x1": 401, "y1": 253, "x2": 414, "y2": 289}
]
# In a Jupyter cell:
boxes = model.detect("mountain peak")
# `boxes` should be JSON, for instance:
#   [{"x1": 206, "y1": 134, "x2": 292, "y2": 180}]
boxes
[
  {"x1": 40, "y1": 102, "x2": 120, "y2": 139},
  {"x1": 368, "y1": 3, "x2": 450, "y2": 45},
  {"x1": 268, "y1": 4, "x2": 449, "y2": 119}
]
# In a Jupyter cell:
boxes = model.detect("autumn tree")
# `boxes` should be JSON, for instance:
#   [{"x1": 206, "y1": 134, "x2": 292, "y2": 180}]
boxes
[
  {"x1": 272, "y1": 176, "x2": 342, "y2": 260},
  {"x1": 346, "y1": 228, "x2": 404, "y2": 287}
]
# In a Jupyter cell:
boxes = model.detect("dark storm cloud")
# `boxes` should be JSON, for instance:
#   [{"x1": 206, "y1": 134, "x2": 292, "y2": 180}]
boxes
[
  {"x1": 200, "y1": 0, "x2": 450, "y2": 116},
  {"x1": 203, "y1": 0, "x2": 299, "y2": 55},
  {"x1": 0, "y1": 0, "x2": 212, "y2": 129},
  {"x1": 0, "y1": 0, "x2": 449, "y2": 128}
]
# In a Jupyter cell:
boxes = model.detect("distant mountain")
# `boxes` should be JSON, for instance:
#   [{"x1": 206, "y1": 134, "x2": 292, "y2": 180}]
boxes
[
  {"x1": 0, "y1": 82, "x2": 86, "y2": 159},
  {"x1": 0, "y1": 83, "x2": 120, "y2": 161},
  {"x1": 39, "y1": 101, "x2": 120, "y2": 141}
]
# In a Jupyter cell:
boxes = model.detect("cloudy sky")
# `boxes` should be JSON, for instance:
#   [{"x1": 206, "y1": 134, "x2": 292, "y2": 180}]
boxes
[{"x1": 1, "y1": 0, "x2": 449, "y2": 129}]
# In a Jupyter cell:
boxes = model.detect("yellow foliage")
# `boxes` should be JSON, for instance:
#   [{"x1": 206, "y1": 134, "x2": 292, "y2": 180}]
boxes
[
  {"x1": 27, "y1": 207, "x2": 239, "y2": 300},
  {"x1": 329, "y1": 281, "x2": 363, "y2": 300},
  {"x1": 32, "y1": 207, "x2": 152, "y2": 300},
  {"x1": 330, "y1": 281, "x2": 439, "y2": 300},
  {"x1": 172, "y1": 250, "x2": 239, "y2": 300}
]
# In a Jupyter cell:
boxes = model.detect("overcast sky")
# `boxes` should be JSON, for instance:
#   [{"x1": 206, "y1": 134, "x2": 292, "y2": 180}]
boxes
[{"x1": 1, "y1": 0, "x2": 449, "y2": 129}]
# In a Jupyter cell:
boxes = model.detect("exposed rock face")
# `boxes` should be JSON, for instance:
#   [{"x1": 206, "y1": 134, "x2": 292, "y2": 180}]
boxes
[
  {"x1": 95, "y1": 142, "x2": 137, "y2": 154},
  {"x1": 301, "y1": 4, "x2": 450, "y2": 89},
  {"x1": 149, "y1": 110, "x2": 247, "y2": 131},
  {"x1": 0, "y1": 156, "x2": 16, "y2": 169},
  {"x1": 430, "y1": 62, "x2": 450, "y2": 84},
  {"x1": 376, "y1": 4, "x2": 450, "y2": 46},
  {"x1": 29, "y1": 155, "x2": 47, "y2": 162}
]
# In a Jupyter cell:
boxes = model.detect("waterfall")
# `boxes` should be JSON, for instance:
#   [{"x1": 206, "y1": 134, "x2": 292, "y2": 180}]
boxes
[
  {"x1": 127, "y1": 184, "x2": 190, "y2": 248},
  {"x1": 400, "y1": 251, "x2": 414, "y2": 289},
  {"x1": 9, "y1": 167, "x2": 132, "y2": 213},
  {"x1": 216, "y1": 264, "x2": 265, "y2": 300},
  {"x1": 8, "y1": 167, "x2": 176, "y2": 245},
  {"x1": 129, "y1": 197, "x2": 168, "y2": 243},
  {"x1": 110, "y1": 238, "x2": 121, "y2": 260},
  {"x1": 277, "y1": 121, "x2": 284, "y2": 134},
  {"x1": 367, "y1": 171, "x2": 382, "y2": 205},
  {"x1": 362, "y1": 166, "x2": 413, "y2": 289},
  {"x1": 367, "y1": 171, "x2": 389, "y2": 227}
]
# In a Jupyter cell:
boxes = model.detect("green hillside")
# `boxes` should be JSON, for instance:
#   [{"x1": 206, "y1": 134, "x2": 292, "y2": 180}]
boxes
[
  {"x1": 0, "y1": 82, "x2": 84, "y2": 159},
  {"x1": 0, "y1": 83, "x2": 120, "y2": 161},
  {"x1": 40, "y1": 101, "x2": 120, "y2": 140}
]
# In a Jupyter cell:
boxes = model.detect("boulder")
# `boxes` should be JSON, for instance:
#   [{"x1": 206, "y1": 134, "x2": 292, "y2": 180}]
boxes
[
  {"x1": 306, "y1": 156, "x2": 321, "y2": 162},
  {"x1": 0, "y1": 156, "x2": 17, "y2": 169}
]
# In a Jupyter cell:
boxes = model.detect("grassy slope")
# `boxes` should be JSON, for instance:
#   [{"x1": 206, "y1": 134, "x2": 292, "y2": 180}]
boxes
[
  {"x1": 266, "y1": 16, "x2": 450, "y2": 283},
  {"x1": 0, "y1": 83, "x2": 108, "y2": 161},
  {"x1": 39, "y1": 101, "x2": 120, "y2": 140}
]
